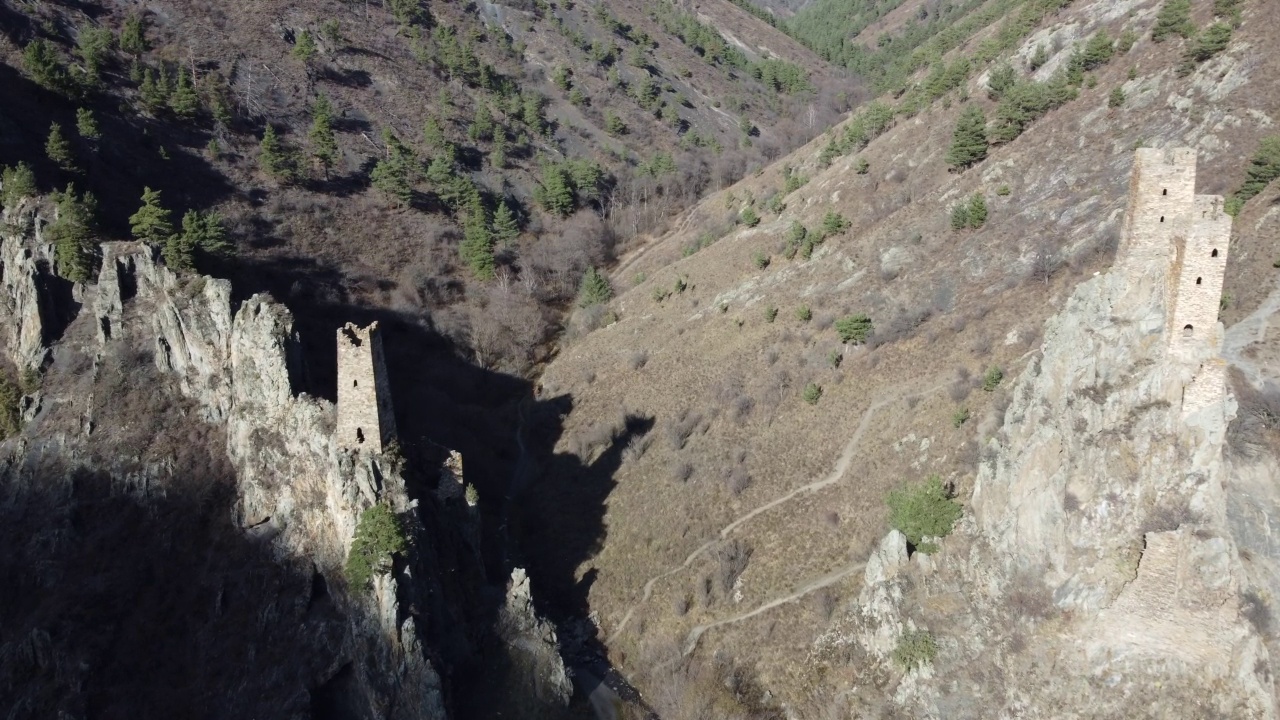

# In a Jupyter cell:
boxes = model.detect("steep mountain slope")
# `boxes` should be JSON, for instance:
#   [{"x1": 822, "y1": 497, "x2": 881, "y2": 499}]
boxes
[{"x1": 530, "y1": 0, "x2": 1280, "y2": 713}]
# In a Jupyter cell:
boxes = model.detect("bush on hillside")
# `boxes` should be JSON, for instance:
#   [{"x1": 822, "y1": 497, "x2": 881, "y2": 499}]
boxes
[
  {"x1": 345, "y1": 504, "x2": 408, "y2": 593},
  {"x1": 835, "y1": 314, "x2": 873, "y2": 344},
  {"x1": 577, "y1": 267, "x2": 613, "y2": 308},
  {"x1": 892, "y1": 629, "x2": 938, "y2": 672},
  {"x1": 887, "y1": 475, "x2": 962, "y2": 553},
  {"x1": 946, "y1": 106, "x2": 988, "y2": 170}
]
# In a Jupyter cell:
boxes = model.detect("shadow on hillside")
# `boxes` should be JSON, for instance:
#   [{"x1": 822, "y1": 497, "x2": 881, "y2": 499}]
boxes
[
  {"x1": 0, "y1": 457, "x2": 349, "y2": 718},
  {"x1": 224, "y1": 251, "x2": 647, "y2": 717},
  {"x1": 0, "y1": 66, "x2": 236, "y2": 237}
]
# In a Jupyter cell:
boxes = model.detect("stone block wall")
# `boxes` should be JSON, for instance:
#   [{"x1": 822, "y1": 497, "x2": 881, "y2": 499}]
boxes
[{"x1": 336, "y1": 321, "x2": 397, "y2": 452}]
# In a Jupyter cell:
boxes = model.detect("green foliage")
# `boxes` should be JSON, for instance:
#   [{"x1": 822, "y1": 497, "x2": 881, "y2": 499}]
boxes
[
  {"x1": 521, "y1": 92, "x2": 547, "y2": 135},
  {"x1": 827, "y1": 349, "x2": 842, "y2": 368},
  {"x1": 820, "y1": 211, "x2": 850, "y2": 238},
  {"x1": 887, "y1": 475, "x2": 962, "y2": 552},
  {"x1": 855, "y1": 157, "x2": 870, "y2": 175},
  {"x1": 1180, "y1": 22, "x2": 1233, "y2": 76},
  {"x1": 982, "y1": 366, "x2": 1004, "y2": 391},
  {"x1": 48, "y1": 184, "x2": 98, "y2": 282},
  {"x1": 951, "y1": 202, "x2": 971, "y2": 230},
  {"x1": 460, "y1": 209, "x2": 495, "y2": 280},
  {"x1": 536, "y1": 163, "x2": 576, "y2": 217},
  {"x1": 321, "y1": 19, "x2": 342, "y2": 45},
  {"x1": 952, "y1": 407, "x2": 970, "y2": 428},
  {"x1": 129, "y1": 187, "x2": 173, "y2": 246},
  {"x1": 170, "y1": 67, "x2": 200, "y2": 120},
  {"x1": 796, "y1": 305, "x2": 812, "y2": 322},
  {"x1": 552, "y1": 65, "x2": 572, "y2": 91},
  {"x1": 0, "y1": 375, "x2": 20, "y2": 440},
  {"x1": 765, "y1": 306, "x2": 778, "y2": 323},
  {"x1": 139, "y1": 66, "x2": 170, "y2": 113},
  {"x1": 946, "y1": 105, "x2": 988, "y2": 170},
  {"x1": 1117, "y1": 28, "x2": 1139, "y2": 53},
  {"x1": 120, "y1": 14, "x2": 148, "y2": 55},
  {"x1": 987, "y1": 62, "x2": 1016, "y2": 99},
  {"x1": 835, "y1": 314, "x2": 873, "y2": 344},
  {"x1": 1152, "y1": 0, "x2": 1194, "y2": 43},
  {"x1": 464, "y1": 483, "x2": 479, "y2": 506},
  {"x1": 782, "y1": 165, "x2": 809, "y2": 194},
  {"x1": 802, "y1": 382, "x2": 823, "y2": 405},
  {"x1": 293, "y1": 29, "x2": 317, "y2": 61},
  {"x1": 892, "y1": 629, "x2": 938, "y2": 672},
  {"x1": 489, "y1": 132, "x2": 507, "y2": 169},
  {"x1": 491, "y1": 200, "x2": 519, "y2": 246},
  {"x1": 997, "y1": 184, "x2": 1011, "y2": 196},
  {"x1": 1, "y1": 163, "x2": 37, "y2": 211},
  {"x1": 577, "y1": 267, "x2": 613, "y2": 308},
  {"x1": 1230, "y1": 136, "x2": 1280, "y2": 213},
  {"x1": 752, "y1": 251, "x2": 769, "y2": 270},
  {"x1": 989, "y1": 75, "x2": 1077, "y2": 144},
  {"x1": 75, "y1": 108, "x2": 101, "y2": 141},
  {"x1": 76, "y1": 26, "x2": 115, "y2": 82},
  {"x1": 388, "y1": 0, "x2": 429, "y2": 26},
  {"x1": 24, "y1": 39, "x2": 70, "y2": 93},
  {"x1": 967, "y1": 193, "x2": 987, "y2": 229},
  {"x1": 605, "y1": 111, "x2": 626, "y2": 136},
  {"x1": 45, "y1": 124, "x2": 75, "y2": 172},
  {"x1": 259, "y1": 125, "x2": 300, "y2": 184},
  {"x1": 309, "y1": 94, "x2": 338, "y2": 176},
  {"x1": 345, "y1": 504, "x2": 408, "y2": 593},
  {"x1": 1215, "y1": 0, "x2": 1244, "y2": 25},
  {"x1": 740, "y1": 206, "x2": 760, "y2": 228},
  {"x1": 178, "y1": 209, "x2": 231, "y2": 266},
  {"x1": 468, "y1": 104, "x2": 494, "y2": 142},
  {"x1": 1028, "y1": 44, "x2": 1049, "y2": 72},
  {"x1": 1109, "y1": 86, "x2": 1126, "y2": 108},
  {"x1": 1080, "y1": 31, "x2": 1115, "y2": 70}
]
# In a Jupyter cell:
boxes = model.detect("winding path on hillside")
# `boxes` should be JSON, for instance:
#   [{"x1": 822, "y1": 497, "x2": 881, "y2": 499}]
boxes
[
  {"x1": 605, "y1": 376, "x2": 950, "y2": 644},
  {"x1": 682, "y1": 560, "x2": 868, "y2": 656}
]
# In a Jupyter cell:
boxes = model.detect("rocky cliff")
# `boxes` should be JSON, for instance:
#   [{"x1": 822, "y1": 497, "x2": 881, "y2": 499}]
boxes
[
  {"x1": 0, "y1": 200, "x2": 570, "y2": 718},
  {"x1": 814, "y1": 157, "x2": 1277, "y2": 717}
]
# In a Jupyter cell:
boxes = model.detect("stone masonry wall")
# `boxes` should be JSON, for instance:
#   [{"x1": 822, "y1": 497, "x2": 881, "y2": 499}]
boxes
[
  {"x1": 1169, "y1": 194, "x2": 1232, "y2": 360},
  {"x1": 336, "y1": 322, "x2": 397, "y2": 452}
]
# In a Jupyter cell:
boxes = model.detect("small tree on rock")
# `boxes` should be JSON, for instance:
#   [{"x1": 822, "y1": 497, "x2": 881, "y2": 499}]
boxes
[
  {"x1": 129, "y1": 186, "x2": 174, "y2": 246},
  {"x1": 48, "y1": 184, "x2": 98, "y2": 282},
  {"x1": 344, "y1": 504, "x2": 408, "y2": 593},
  {"x1": 886, "y1": 475, "x2": 962, "y2": 553}
]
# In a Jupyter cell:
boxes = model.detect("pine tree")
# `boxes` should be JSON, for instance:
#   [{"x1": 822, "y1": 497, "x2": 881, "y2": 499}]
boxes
[
  {"x1": 489, "y1": 132, "x2": 507, "y2": 169},
  {"x1": 129, "y1": 187, "x2": 174, "y2": 245},
  {"x1": 967, "y1": 193, "x2": 988, "y2": 229},
  {"x1": 1028, "y1": 44, "x2": 1049, "y2": 71},
  {"x1": 170, "y1": 66, "x2": 199, "y2": 120},
  {"x1": 259, "y1": 125, "x2": 299, "y2": 184},
  {"x1": 370, "y1": 129, "x2": 416, "y2": 206},
  {"x1": 0, "y1": 163, "x2": 37, "y2": 212},
  {"x1": 422, "y1": 116, "x2": 446, "y2": 150},
  {"x1": 309, "y1": 93, "x2": 338, "y2": 177},
  {"x1": 946, "y1": 105, "x2": 988, "y2": 170},
  {"x1": 468, "y1": 104, "x2": 493, "y2": 142},
  {"x1": 950, "y1": 203, "x2": 970, "y2": 230},
  {"x1": 293, "y1": 30, "x2": 317, "y2": 61},
  {"x1": 119, "y1": 15, "x2": 147, "y2": 55},
  {"x1": 1152, "y1": 0, "x2": 1194, "y2": 42},
  {"x1": 459, "y1": 211, "x2": 496, "y2": 280},
  {"x1": 48, "y1": 184, "x2": 97, "y2": 282},
  {"x1": 75, "y1": 26, "x2": 115, "y2": 84},
  {"x1": 181, "y1": 209, "x2": 232, "y2": 257},
  {"x1": 538, "y1": 164, "x2": 575, "y2": 217},
  {"x1": 164, "y1": 223, "x2": 197, "y2": 272},
  {"x1": 987, "y1": 62, "x2": 1016, "y2": 99},
  {"x1": 491, "y1": 200, "x2": 519, "y2": 246},
  {"x1": 45, "y1": 123, "x2": 75, "y2": 172},
  {"x1": 139, "y1": 67, "x2": 169, "y2": 113},
  {"x1": 75, "y1": 108, "x2": 101, "y2": 141},
  {"x1": 577, "y1": 267, "x2": 613, "y2": 308},
  {"x1": 604, "y1": 112, "x2": 626, "y2": 136}
]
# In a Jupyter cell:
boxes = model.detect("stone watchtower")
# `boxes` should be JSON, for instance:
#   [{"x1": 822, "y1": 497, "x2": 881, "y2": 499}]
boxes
[
  {"x1": 1118, "y1": 148, "x2": 1232, "y2": 416},
  {"x1": 336, "y1": 322, "x2": 397, "y2": 452}
]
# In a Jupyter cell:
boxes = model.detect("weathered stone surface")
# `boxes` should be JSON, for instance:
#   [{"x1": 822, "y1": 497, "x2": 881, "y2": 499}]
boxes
[
  {"x1": 496, "y1": 568, "x2": 574, "y2": 710},
  {"x1": 0, "y1": 205, "x2": 50, "y2": 371}
]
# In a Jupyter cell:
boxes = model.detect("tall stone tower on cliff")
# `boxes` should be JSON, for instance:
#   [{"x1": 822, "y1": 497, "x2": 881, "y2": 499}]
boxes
[
  {"x1": 1118, "y1": 147, "x2": 1232, "y2": 417},
  {"x1": 336, "y1": 321, "x2": 397, "y2": 452}
]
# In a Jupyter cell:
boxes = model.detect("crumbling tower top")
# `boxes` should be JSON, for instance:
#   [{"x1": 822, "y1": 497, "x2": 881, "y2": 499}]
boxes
[{"x1": 336, "y1": 321, "x2": 397, "y2": 452}]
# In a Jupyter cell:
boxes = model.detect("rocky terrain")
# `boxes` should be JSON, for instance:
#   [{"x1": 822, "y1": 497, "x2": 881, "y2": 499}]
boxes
[{"x1": 3, "y1": 0, "x2": 1280, "y2": 717}]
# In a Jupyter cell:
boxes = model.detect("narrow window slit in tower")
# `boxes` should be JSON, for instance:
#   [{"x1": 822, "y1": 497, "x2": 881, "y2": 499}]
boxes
[
  {"x1": 1211, "y1": 248, "x2": 1219, "y2": 257},
  {"x1": 353, "y1": 379, "x2": 359, "y2": 387},
  {"x1": 1183, "y1": 324, "x2": 1194, "y2": 337},
  {"x1": 356, "y1": 428, "x2": 365, "y2": 443},
  {"x1": 1160, "y1": 216, "x2": 1165, "y2": 222},
  {"x1": 1196, "y1": 277, "x2": 1202, "y2": 285},
  {"x1": 1163, "y1": 189, "x2": 1167, "y2": 196}
]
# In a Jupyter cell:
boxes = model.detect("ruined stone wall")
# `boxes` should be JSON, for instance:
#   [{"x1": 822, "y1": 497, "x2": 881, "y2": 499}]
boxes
[{"x1": 336, "y1": 322, "x2": 397, "y2": 452}]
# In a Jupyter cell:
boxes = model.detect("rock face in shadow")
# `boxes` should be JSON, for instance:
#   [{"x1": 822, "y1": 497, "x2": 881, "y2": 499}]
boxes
[{"x1": 0, "y1": 218, "x2": 572, "y2": 718}]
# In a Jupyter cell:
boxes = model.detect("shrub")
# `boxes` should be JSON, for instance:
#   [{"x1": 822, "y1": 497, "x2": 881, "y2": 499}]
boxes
[
  {"x1": 76, "y1": 108, "x2": 101, "y2": 141},
  {"x1": 1, "y1": 162, "x2": 37, "y2": 211},
  {"x1": 821, "y1": 211, "x2": 850, "y2": 238},
  {"x1": 1108, "y1": 86, "x2": 1126, "y2": 108},
  {"x1": 887, "y1": 475, "x2": 962, "y2": 552},
  {"x1": 802, "y1": 382, "x2": 822, "y2": 405},
  {"x1": 0, "y1": 375, "x2": 20, "y2": 439},
  {"x1": 45, "y1": 123, "x2": 75, "y2": 172},
  {"x1": 946, "y1": 105, "x2": 988, "y2": 170},
  {"x1": 1081, "y1": 31, "x2": 1115, "y2": 70},
  {"x1": 967, "y1": 193, "x2": 988, "y2": 229},
  {"x1": 982, "y1": 366, "x2": 1004, "y2": 391},
  {"x1": 259, "y1": 125, "x2": 300, "y2": 184},
  {"x1": 577, "y1": 267, "x2": 613, "y2": 308},
  {"x1": 129, "y1": 187, "x2": 173, "y2": 245},
  {"x1": 1230, "y1": 136, "x2": 1280, "y2": 212},
  {"x1": 765, "y1": 306, "x2": 778, "y2": 323},
  {"x1": 951, "y1": 203, "x2": 971, "y2": 230},
  {"x1": 1180, "y1": 22, "x2": 1232, "y2": 76},
  {"x1": 997, "y1": 184, "x2": 1011, "y2": 196},
  {"x1": 835, "y1": 314, "x2": 873, "y2": 344},
  {"x1": 752, "y1": 251, "x2": 769, "y2": 270},
  {"x1": 1117, "y1": 29, "x2": 1139, "y2": 53},
  {"x1": 892, "y1": 629, "x2": 938, "y2": 672},
  {"x1": 827, "y1": 349, "x2": 842, "y2": 368},
  {"x1": 741, "y1": 206, "x2": 760, "y2": 227},
  {"x1": 1152, "y1": 0, "x2": 1194, "y2": 42},
  {"x1": 345, "y1": 503, "x2": 408, "y2": 593},
  {"x1": 796, "y1": 305, "x2": 812, "y2": 322},
  {"x1": 855, "y1": 157, "x2": 869, "y2": 174},
  {"x1": 952, "y1": 407, "x2": 970, "y2": 428}
]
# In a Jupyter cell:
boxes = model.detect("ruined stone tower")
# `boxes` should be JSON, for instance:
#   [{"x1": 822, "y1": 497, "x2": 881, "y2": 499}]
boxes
[
  {"x1": 1118, "y1": 147, "x2": 1232, "y2": 417},
  {"x1": 336, "y1": 321, "x2": 397, "y2": 452}
]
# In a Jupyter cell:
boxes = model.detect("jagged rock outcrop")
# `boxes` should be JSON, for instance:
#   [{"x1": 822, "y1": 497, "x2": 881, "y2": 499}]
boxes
[
  {"x1": 1, "y1": 205, "x2": 52, "y2": 372},
  {"x1": 495, "y1": 568, "x2": 575, "y2": 711},
  {"x1": 815, "y1": 155, "x2": 1276, "y2": 717}
]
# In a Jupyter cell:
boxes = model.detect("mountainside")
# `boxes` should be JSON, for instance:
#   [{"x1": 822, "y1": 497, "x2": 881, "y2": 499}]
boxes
[
  {"x1": 3, "y1": 0, "x2": 1280, "y2": 717},
  {"x1": 531, "y1": 0, "x2": 1280, "y2": 714}
]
